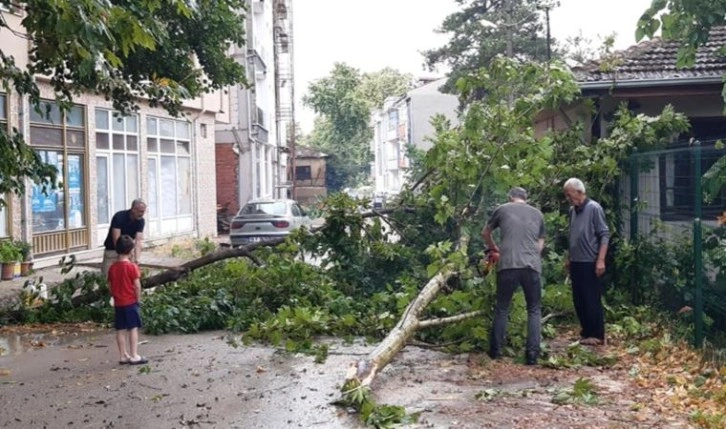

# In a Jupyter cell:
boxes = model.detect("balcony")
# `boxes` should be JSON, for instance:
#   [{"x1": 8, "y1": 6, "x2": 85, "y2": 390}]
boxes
[
  {"x1": 386, "y1": 157, "x2": 399, "y2": 171},
  {"x1": 252, "y1": 123, "x2": 268, "y2": 144},
  {"x1": 276, "y1": 1, "x2": 288, "y2": 19},
  {"x1": 247, "y1": 49, "x2": 267, "y2": 76},
  {"x1": 397, "y1": 123, "x2": 407, "y2": 141}
]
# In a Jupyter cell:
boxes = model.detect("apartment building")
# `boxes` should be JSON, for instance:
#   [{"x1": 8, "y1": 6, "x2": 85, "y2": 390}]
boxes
[
  {"x1": 215, "y1": 0, "x2": 295, "y2": 216},
  {"x1": 0, "y1": 8, "x2": 227, "y2": 264},
  {"x1": 370, "y1": 78, "x2": 459, "y2": 195}
]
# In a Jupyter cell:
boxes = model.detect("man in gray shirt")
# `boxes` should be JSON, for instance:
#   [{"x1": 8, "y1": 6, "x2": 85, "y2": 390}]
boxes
[
  {"x1": 482, "y1": 187, "x2": 545, "y2": 365},
  {"x1": 564, "y1": 178, "x2": 609, "y2": 346}
]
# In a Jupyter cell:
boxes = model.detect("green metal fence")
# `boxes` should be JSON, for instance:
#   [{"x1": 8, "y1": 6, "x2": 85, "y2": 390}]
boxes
[{"x1": 623, "y1": 140, "x2": 726, "y2": 348}]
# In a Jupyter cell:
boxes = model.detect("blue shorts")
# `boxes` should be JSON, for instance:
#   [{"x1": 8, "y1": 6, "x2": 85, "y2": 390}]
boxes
[{"x1": 114, "y1": 303, "x2": 143, "y2": 330}]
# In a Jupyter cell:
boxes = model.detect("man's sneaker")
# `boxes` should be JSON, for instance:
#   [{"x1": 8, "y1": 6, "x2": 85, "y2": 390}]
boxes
[
  {"x1": 488, "y1": 349, "x2": 501, "y2": 360},
  {"x1": 525, "y1": 351, "x2": 539, "y2": 366}
]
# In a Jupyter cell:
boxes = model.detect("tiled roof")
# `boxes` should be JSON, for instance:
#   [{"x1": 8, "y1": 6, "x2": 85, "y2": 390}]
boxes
[
  {"x1": 574, "y1": 27, "x2": 726, "y2": 83},
  {"x1": 295, "y1": 146, "x2": 328, "y2": 158}
]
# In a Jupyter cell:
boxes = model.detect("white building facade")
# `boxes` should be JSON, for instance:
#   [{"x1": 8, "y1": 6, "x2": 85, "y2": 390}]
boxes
[
  {"x1": 0, "y1": 8, "x2": 227, "y2": 264},
  {"x1": 215, "y1": 0, "x2": 294, "y2": 215},
  {"x1": 370, "y1": 78, "x2": 459, "y2": 195}
]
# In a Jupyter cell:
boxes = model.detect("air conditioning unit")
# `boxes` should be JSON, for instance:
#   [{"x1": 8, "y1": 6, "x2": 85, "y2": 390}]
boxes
[{"x1": 252, "y1": 0, "x2": 264, "y2": 14}]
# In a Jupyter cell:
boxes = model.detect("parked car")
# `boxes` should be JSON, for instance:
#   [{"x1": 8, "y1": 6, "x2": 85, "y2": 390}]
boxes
[
  {"x1": 229, "y1": 199, "x2": 312, "y2": 246},
  {"x1": 372, "y1": 192, "x2": 386, "y2": 210}
]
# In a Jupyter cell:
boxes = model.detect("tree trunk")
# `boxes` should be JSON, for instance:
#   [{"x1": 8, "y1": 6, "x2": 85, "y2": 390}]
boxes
[
  {"x1": 70, "y1": 209, "x2": 404, "y2": 306},
  {"x1": 141, "y1": 241, "x2": 270, "y2": 289},
  {"x1": 346, "y1": 270, "x2": 454, "y2": 386},
  {"x1": 140, "y1": 208, "x2": 401, "y2": 289},
  {"x1": 70, "y1": 238, "x2": 285, "y2": 306}
]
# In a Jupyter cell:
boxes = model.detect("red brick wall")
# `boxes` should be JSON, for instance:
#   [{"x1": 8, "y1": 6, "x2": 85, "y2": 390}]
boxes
[{"x1": 215, "y1": 143, "x2": 240, "y2": 216}]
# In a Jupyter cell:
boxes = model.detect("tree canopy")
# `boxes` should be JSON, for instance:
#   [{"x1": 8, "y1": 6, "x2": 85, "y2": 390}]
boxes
[
  {"x1": 303, "y1": 63, "x2": 412, "y2": 192},
  {"x1": 0, "y1": 0, "x2": 248, "y2": 204},
  {"x1": 424, "y1": 0, "x2": 558, "y2": 92}
]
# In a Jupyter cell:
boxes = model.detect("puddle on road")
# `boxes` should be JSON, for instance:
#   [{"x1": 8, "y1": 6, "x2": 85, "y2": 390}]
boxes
[{"x1": 0, "y1": 332, "x2": 99, "y2": 356}]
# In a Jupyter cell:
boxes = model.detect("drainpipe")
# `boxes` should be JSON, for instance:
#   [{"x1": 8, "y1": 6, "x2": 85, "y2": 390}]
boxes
[
  {"x1": 243, "y1": 81, "x2": 256, "y2": 204},
  {"x1": 191, "y1": 96, "x2": 207, "y2": 238},
  {"x1": 18, "y1": 94, "x2": 29, "y2": 243},
  {"x1": 230, "y1": 122, "x2": 245, "y2": 214}
]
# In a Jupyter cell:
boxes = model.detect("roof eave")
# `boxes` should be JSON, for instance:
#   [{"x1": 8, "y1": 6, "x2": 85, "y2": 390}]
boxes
[{"x1": 578, "y1": 75, "x2": 724, "y2": 91}]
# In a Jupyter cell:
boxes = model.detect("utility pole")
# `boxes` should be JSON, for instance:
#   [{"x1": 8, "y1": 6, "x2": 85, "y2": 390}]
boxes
[
  {"x1": 545, "y1": 6, "x2": 551, "y2": 61},
  {"x1": 506, "y1": 0, "x2": 513, "y2": 58}
]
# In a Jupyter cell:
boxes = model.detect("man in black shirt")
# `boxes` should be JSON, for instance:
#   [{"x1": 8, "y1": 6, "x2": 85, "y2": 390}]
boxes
[{"x1": 102, "y1": 199, "x2": 147, "y2": 277}]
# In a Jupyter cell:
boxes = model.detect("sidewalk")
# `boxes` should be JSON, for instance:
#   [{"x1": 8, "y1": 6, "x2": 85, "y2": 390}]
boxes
[{"x1": 0, "y1": 236, "x2": 231, "y2": 306}]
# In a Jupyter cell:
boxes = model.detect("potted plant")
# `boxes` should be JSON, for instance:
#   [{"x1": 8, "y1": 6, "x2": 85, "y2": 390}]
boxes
[
  {"x1": 0, "y1": 240, "x2": 21, "y2": 280},
  {"x1": 14, "y1": 240, "x2": 33, "y2": 276}
]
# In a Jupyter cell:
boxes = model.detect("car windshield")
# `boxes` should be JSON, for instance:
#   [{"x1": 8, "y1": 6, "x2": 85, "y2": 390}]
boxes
[{"x1": 240, "y1": 202, "x2": 287, "y2": 216}]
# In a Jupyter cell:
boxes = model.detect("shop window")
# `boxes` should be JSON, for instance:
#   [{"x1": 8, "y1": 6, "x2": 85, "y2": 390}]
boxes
[
  {"x1": 95, "y1": 109, "x2": 140, "y2": 225},
  {"x1": 147, "y1": 117, "x2": 192, "y2": 229},
  {"x1": 29, "y1": 101, "x2": 87, "y2": 242},
  {"x1": 31, "y1": 151, "x2": 85, "y2": 232}
]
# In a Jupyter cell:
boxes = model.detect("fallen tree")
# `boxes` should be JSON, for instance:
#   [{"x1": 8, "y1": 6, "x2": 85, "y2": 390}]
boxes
[
  {"x1": 6, "y1": 57, "x2": 693, "y2": 429},
  {"x1": 68, "y1": 208, "x2": 400, "y2": 306},
  {"x1": 332, "y1": 58, "x2": 692, "y2": 428}
]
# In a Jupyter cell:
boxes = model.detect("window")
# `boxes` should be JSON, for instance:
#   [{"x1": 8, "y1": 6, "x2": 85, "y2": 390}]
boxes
[
  {"x1": 0, "y1": 93, "x2": 7, "y2": 237},
  {"x1": 0, "y1": 93, "x2": 6, "y2": 120},
  {"x1": 387, "y1": 110, "x2": 398, "y2": 131},
  {"x1": 295, "y1": 165, "x2": 311, "y2": 181},
  {"x1": 659, "y1": 144, "x2": 726, "y2": 220},
  {"x1": 147, "y1": 117, "x2": 192, "y2": 227},
  {"x1": 256, "y1": 106, "x2": 265, "y2": 127},
  {"x1": 254, "y1": 143, "x2": 262, "y2": 198},
  {"x1": 30, "y1": 101, "x2": 87, "y2": 235},
  {"x1": 95, "y1": 109, "x2": 139, "y2": 225},
  {"x1": 240, "y1": 201, "x2": 287, "y2": 216}
]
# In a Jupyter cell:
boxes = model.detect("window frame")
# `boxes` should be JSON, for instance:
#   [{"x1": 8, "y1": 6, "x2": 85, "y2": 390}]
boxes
[
  {"x1": 387, "y1": 110, "x2": 398, "y2": 131},
  {"x1": 95, "y1": 109, "x2": 140, "y2": 225},
  {"x1": 29, "y1": 100, "x2": 88, "y2": 234},
  {"x1": 146, "y1": 116, "x2": 193, "y2": 223},
  {"x1": 295, "y1": 165, "x2": 312, "y2": 181},
  {"x1": 0, "y1": 93, "x2": 8, "y2": 238},
  {"x1": 658, "y1": 143, "x2": 726, "y2": 221}
]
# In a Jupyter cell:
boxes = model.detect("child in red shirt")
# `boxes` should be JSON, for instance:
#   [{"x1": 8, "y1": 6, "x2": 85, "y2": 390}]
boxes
[{"x1": 108, "y1": 235, "x2": 147, "y2": 365}]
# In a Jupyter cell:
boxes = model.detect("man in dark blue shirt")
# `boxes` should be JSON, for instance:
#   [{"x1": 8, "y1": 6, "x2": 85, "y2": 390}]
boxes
[{"x1": 102, "y1": 199, "x2": 146, "y2": 277}]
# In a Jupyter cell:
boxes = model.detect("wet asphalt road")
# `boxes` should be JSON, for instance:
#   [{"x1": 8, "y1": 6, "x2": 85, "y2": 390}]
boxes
[{"x1": 0, "y1": 330, "x2": 367, "y2": 429}]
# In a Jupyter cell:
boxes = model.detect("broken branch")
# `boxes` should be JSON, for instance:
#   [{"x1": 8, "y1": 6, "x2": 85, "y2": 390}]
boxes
[{"x1": 418, "y1": 310, "x2": 486, "y2": 329}]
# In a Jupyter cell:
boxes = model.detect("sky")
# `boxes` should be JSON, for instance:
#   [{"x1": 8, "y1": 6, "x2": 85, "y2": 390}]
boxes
[{"x1": 293, "y1": 0, "x2": 653, "y2": 133}]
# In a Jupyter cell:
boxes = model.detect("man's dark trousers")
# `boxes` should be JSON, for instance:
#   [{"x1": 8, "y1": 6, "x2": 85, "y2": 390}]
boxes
[
  {"x1": 570, "y1": 261, "x2": 605, "y2": 341},
  {"x1": 490, "y1": 268, "x2": 541, "y2": 357}
]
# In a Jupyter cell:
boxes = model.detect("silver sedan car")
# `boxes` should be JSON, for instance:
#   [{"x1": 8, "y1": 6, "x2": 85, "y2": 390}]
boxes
[{"x1": 229, "y1": 199, "x2": 312, "y2": 246}]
